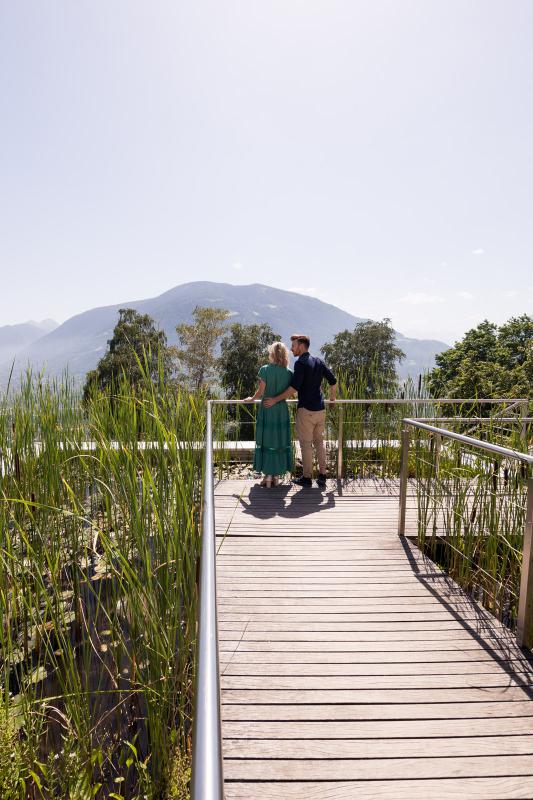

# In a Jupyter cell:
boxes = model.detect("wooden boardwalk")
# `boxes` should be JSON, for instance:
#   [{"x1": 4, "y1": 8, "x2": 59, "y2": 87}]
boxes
[{"x1": 215, "y1": 479, "x2": 533, "y2": 799}]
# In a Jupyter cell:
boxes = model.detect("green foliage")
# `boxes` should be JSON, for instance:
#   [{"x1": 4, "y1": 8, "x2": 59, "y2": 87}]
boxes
[
  {"x1": 218, "y1": 322, "x2": 280, "y2": 398},
  {"x1": 428, "y1": 315, "x2": 533, "y2": 398},
  {"x1": 83, "y1": 308, "x2": 172, "y2": 401},
  {"x1": 0, "y1": 368, "x2": 204, "y2": 798},
  {"x1": 173, "y1": 306, "x2": 229, "y2": 390},
  {"x1": 321, "y1": 318, "x2": 405, "y2": 396},
  {"x1": 414, "y1": 430, "x2": 530, "y2": 627},
  {"x1": 166, "y1": 743, "x2": 191, "y2": 800},
  {"x1": 0, "y1": 702, "x2": 31, "y2": 799}
]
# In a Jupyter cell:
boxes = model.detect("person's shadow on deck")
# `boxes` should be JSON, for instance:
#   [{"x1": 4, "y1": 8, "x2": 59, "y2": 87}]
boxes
[{"x1": 234, "y1": 483, "x2": 335, "y2": 520}]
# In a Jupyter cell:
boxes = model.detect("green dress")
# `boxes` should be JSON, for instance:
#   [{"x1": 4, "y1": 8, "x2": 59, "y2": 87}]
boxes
[{"x1": 253, "y1": 364, "x2": 293, "y2": 477}]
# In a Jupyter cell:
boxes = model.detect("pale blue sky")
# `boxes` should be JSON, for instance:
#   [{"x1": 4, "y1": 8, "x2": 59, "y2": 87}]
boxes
[{"x1": 1, "y1": 0, "x2": 532, "y2": 343}]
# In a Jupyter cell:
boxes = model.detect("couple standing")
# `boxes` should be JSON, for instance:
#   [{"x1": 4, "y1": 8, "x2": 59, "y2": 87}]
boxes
[{"x1": 245, "y1": 334, "x2": 337, "y2": 488}]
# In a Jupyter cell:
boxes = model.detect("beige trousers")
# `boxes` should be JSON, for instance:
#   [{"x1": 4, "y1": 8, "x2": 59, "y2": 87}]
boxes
[{"x1": 295, "y1": 408, "x2": 327, "y2": 478}]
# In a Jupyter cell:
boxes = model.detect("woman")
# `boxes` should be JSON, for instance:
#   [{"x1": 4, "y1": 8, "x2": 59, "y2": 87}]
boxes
[{"x1": 245, "y1": 342, "x2": 293, "y2": 488}]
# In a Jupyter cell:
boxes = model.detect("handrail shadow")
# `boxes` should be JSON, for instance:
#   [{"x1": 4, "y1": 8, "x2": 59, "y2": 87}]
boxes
[{"x1": 399, "y1": 535, "x2": 533, "y2": 695}]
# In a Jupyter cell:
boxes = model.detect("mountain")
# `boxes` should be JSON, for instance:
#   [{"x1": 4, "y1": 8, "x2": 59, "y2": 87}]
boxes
[
  {"x1": 28, "y1": 319, "x2": 58, "y2": 334},
  {"x1": 0, "y1": 283, "x2": 448, "y2": 386},
  {"x1": 0, "y1": 319, "x2": 58, "y2": 368}
]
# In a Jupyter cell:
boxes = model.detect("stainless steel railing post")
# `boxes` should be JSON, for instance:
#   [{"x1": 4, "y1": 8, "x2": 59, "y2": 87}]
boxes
[
  {"x1": 517, "y1": 478, "x2": 533, "y2": 649},
  {"x1": 521, "y1": 400, "x2": 529, "y2": 446},
  {"x1": 337, "y1": 404, "x2": 344, "y2": 480},
  {"x1": 398, "y1": 428, "x2": 410, "y2": 536},
  {"x1": 191, "y1": 401, "x2": 224, "y2": 800}
]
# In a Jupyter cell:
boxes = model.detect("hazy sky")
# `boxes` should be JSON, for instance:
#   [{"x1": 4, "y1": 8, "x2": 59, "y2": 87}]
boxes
[{"x1": 1, "y1": 0, "x2": 532, "y2": 344}]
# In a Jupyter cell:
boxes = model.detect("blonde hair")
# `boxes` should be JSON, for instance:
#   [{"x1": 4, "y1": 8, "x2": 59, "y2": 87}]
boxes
[{"x1": 268, "y1": 341, "x2": 289, "y2": 368}]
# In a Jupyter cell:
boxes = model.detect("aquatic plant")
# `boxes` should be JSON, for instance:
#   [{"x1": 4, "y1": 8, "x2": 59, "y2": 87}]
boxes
[{"x1": 0, "y1": 365, "x2": 204, "y2": 799}]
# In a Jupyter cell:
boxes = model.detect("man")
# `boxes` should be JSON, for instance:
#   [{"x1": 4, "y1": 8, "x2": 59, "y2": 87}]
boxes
[{"x1": 263, "y1": 334, "x2": 337, "y2": 487}]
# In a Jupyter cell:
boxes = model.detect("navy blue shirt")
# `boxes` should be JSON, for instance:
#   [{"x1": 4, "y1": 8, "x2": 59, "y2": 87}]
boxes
[{"x1": 290, "y1": 352, "x2": 337, "y2": 411}]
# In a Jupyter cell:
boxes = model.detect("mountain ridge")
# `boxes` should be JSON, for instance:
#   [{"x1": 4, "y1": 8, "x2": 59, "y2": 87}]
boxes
[
  {"x1": 0, "y1": 319, "x2": 59, "y2": 367},
  {"x1": 1, "y1": 282, "x2": 449, "y2": 386}
]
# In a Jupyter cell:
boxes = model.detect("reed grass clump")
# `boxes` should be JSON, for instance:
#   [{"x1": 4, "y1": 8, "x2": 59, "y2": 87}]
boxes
[
  {"x1": 0, "y1": 367, "x2": 206, "y2": 799},
  {"x1": 414, "y1": 424, "x2": 531, "y2": 627}
]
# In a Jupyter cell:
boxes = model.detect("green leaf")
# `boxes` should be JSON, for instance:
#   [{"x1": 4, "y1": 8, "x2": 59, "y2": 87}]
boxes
[
  {"x1": 29, "y1": 770, "x2": 42, "y2": 791},
  {"x1": 124, "y1": 740, "x2": 138, "y2": 758}
]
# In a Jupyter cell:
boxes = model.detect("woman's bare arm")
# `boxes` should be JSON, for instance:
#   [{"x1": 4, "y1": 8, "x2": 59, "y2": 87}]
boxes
[{"x1": 243, "y1": 380, "x2": 266, "y2": 402}]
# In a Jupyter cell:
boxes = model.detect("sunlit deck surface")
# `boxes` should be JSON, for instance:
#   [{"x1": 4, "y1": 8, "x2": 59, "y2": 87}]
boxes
[{"x1": 215, "y1": 478, "x2": 533, "y2": 800}]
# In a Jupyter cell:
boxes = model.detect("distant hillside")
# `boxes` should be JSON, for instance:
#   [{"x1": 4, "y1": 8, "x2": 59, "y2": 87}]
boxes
[
  {"x1": 0, "y1": 283, "x2": 448, "y2": 386},
  {"x1": 0, "y1": 319, "x2": 58, "y2": 367}
]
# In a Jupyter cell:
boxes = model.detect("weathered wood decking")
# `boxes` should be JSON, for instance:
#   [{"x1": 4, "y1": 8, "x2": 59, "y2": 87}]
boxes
[{"x1": 215, "y1": 479, "x2": 533, "y2": 799}]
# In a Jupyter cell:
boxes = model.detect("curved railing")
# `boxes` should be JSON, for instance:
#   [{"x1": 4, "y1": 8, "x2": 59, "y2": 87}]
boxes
[
  {"x1": 190, "y1": 399, "x2": 531, "y2": 798},
  {"x1": 398, "y1": 418, "x2": 533, "y2": 647}
]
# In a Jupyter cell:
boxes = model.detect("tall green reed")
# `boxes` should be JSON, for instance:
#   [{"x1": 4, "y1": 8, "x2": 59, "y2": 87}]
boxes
[
  {"x1": 414, "y1": 422, "x2": 531, "y2": 627},
  {"x1": 1, "y1": 363, "x2": 205, "y2": 799}
]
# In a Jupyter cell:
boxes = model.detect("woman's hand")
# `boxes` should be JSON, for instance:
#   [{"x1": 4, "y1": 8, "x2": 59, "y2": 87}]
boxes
[
  {"x1": 244, "y1": 380, "x2": 266, "y2": 404},
  {"x1": 263, "y1": 397, "x2": 277, "y2": 408}
]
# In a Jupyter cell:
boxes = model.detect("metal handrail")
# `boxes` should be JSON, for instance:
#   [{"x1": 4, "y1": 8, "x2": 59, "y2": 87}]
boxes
[
  {"x1": 211, "y1": 398, "x2": 529, "y2": 405},
  {"x1": 191, "y1": 400, "x2": 224, "y2": 799},
  {"x1": 397, "y1": 418, "x2": 533, "y2": 648},
  {"x1": 412, "y1": 417, "x2": 533, "y2": 423},
  {"x1": 211, "y1": 399, "x2": 530, "y2": 480},
  {"x1": 189, "y1": 399, "x2": 532, "y2": 791},
  {"x1": 401, "y1": 418, "x2": 533, "y2": 466}
]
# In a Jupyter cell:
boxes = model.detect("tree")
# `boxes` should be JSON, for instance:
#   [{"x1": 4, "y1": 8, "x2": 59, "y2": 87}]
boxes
[
  {"x1": 83, "y1": 308, "x2": 171, "y2": 400},
  {"x1": 428, "y1": 315, "x2": 533, "y2": 399},
  {"x1": 173, "y1": 306, "x2": 229, "y2": 390},
  {"x1": 218, "y1": 322, "x2": 280, "y2": 399},
  {"x1": 321, "y1": 318, "x2": 405, "y2": 396}
]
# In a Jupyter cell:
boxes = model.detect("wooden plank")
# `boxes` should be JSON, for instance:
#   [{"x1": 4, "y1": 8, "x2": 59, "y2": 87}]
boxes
[
  {"x1": 218, "y1": 620, "x2": 500, "y2": 631},
  {"x1": 221, "y1": 700, "x2": 533, "y2": 721},
  {"x1": 221, "y1": 661, "x2": 533, "y2": 677},
  {"x1": 222, "y1": 717, "x2": 533, "y2": 738},
  {"x1": 221, "y1": 674, "x2": 533, "y2": 690},
  {"x1": 217, "y1": 577, "x2": 445, "y2": 585},
  {"x1": 220, "y1": 687, "x2": 531, "y2": 704},
  {"x1": 217, "y1": 598, "x2": 491, "y2": 608},
  {"x1": 216, "y1": 593, "x2": 465, "y2": 603},
  {"x1": 223, "y1": 777, "x2": 533, "y2": 800},
  {"x1": 223, "y1": 735, "x2": 533, "y2": 759},
  {"x1": 218, "y1": 630, "x2": 509, "y2": 642},
  {"x1": 219, "y1": 634, "x2": 511, "y2": 647},
  {"x1": 217, "y1": 578, "x2": 445, "y2": 586},
  {"x1": 218, "y1": 612, "x2": 501, "y2": 622},
  {"x1": 219, "y1": 650, "x2": 528, "y2": 664},
  {"x1": 222, "y1": 754, "x2": 533, "y2": 780},
  {"x1": 215, "y1": 479, "x2": 533, "y2": 795},
  {"x1": 218, "y1": 573, "x2": 436, "y2": 579},
  {"x1": 217, "y1": 591, "x2": 471, "y2": 599},
  {"x1": 216, "y1": 637, "x2": 507, "y2": 657}
]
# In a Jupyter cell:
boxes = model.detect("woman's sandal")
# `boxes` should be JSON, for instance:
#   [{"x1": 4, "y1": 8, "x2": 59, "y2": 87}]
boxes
[
  {"x1": 260, "y1": 476, "x2": 273, "y2": 488},
  {"x1": 272, "y1": 476, "x2": 280, "y2": 487}
]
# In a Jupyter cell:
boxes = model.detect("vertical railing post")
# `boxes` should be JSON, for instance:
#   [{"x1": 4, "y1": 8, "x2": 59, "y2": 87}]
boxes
[
  {"x1": 337, "y1": 404, "x2": 344, "y2": 481},
  {"x1": 191, "y1": 401, "x2": 224, "y2": 800},
  {"x1": 520, "y1": 400, "x2": 529, "y2": 447},
  {"x1": 398, "y1": 427, "x2": 410, "y2": 536},
  {"x1": 517, "y1": 478, "x2": 533, "y2": 649},
  {"x1": 434, "y1": 433, "x2": 442, "y2": 478}
]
